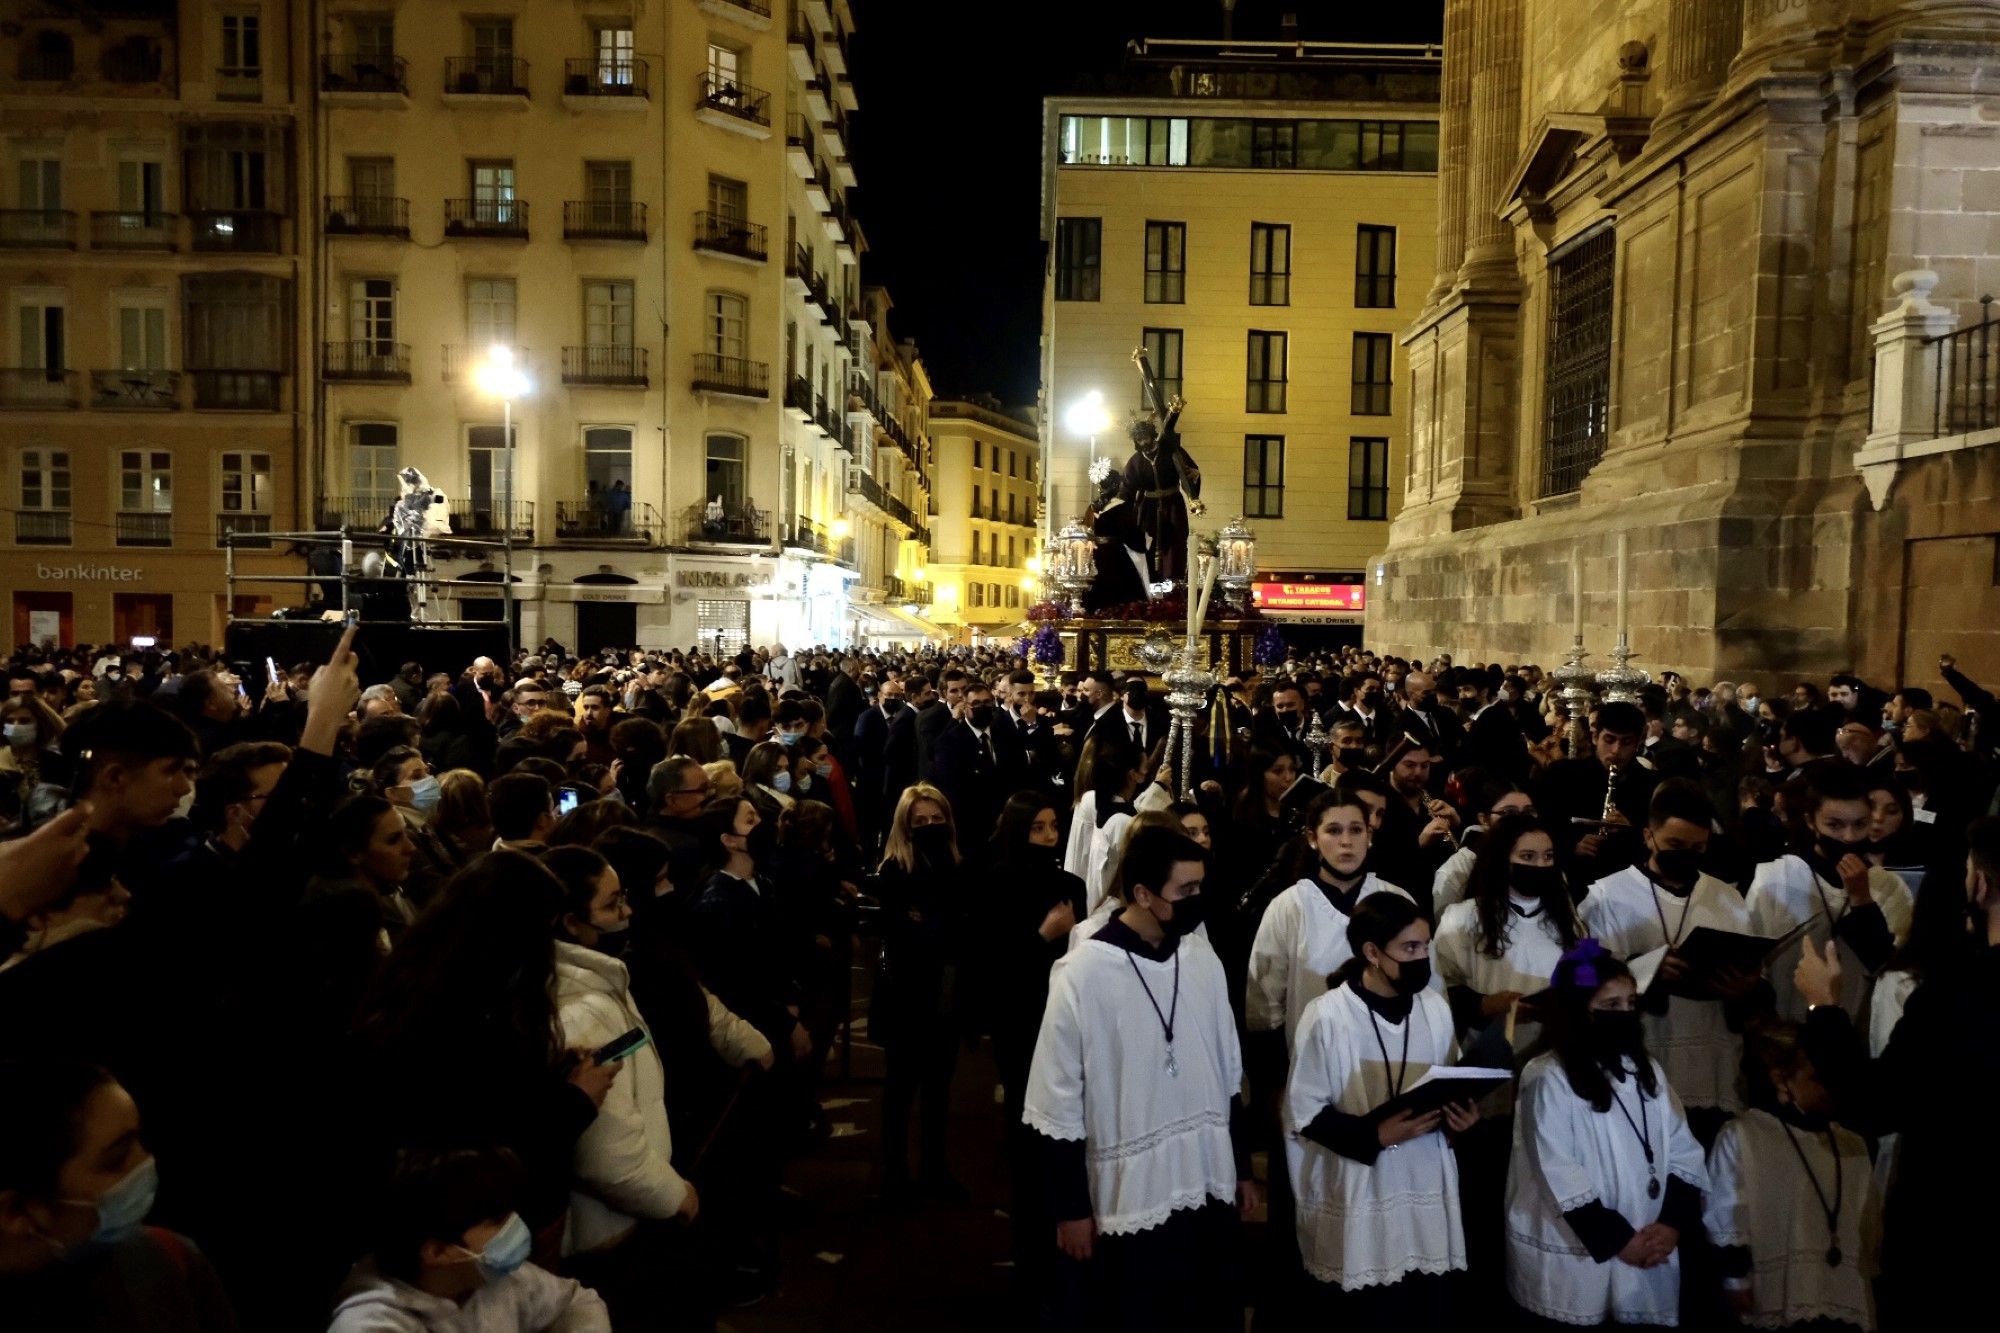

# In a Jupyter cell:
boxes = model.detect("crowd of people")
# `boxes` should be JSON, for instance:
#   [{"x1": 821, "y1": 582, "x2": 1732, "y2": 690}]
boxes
[{"x1": 0, "y1": 630, "x2": 1994, "y2": 1332}]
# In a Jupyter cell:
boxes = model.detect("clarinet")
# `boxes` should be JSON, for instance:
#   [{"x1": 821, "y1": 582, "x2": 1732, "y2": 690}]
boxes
[{"x1": 1570, "y1": 761, "x2": 1623, "y2": 828}]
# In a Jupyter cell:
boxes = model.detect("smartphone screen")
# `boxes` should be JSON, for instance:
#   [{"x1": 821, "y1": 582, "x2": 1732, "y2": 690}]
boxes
[
  {"x1": 266, "y1": 656, "x2": 280, "y2": 688},
  {"x1": 593, "y1": 1027, "x2": 649, "y2": 1064},
  {"x1": 555, "y1": 787, "x2": 581, "y2": 817}
]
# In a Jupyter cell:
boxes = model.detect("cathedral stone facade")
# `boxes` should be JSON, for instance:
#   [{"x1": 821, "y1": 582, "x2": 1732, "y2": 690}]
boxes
[{"x1": 1370, "y1": 0, "x2": 2000, "y2": 697}]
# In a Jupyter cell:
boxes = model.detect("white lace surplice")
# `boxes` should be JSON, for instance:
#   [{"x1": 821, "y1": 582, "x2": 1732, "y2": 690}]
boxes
[
  {"x1": 1245, "y1": 876, "x2": 1411, "y2": 1051},
  {"x1": 1282, "y1": 984, "x2": 1466, "y2": 1289},
  {"x1": 1022, "y1": 933, "x2": 1242, "y2": 1235}
]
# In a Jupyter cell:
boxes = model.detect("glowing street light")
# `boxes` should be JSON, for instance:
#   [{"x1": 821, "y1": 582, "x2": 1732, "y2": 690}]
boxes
[
  {"x1": 830, "y1": 516, "x2": 852, "y2": 540},
  {"x1": 1064, "y1": 389, "x2": 1111, "y2": 439},
  {"x1": 473, "y1": 345, "x2": 532, "y2": 658}
]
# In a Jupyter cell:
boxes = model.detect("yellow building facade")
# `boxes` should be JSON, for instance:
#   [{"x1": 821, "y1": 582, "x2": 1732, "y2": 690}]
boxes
[
  {"x1": 1, "y1": 1, "x2": 308, "y2": 650},
  {"x1": 1039, "y1": 38, "x2": 1439, "y2": 632},
  {"x1": 927, "y1": 398, "x2": 1040, "y2": 643},
  {"x1": 312, "y1": 0, "x2": 930, "y2": 654}
]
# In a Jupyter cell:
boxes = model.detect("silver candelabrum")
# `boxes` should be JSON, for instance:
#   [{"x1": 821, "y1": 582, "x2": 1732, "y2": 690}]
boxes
[
  {"x1": 1551, "y1": 636, "x2": 1598, "y2": 760},
  {"x1": 1302, "y1": 709, "x2": 1331, "y2": 777},
  {"x1": 1594, "y1": 632, "x2": 1651, "y2": 705},
  {"x1": 1161, "y1": 537, "x2": 1220, "y2": 804}
]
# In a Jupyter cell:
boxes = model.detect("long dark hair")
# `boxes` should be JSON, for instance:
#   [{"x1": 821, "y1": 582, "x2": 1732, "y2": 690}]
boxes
[
  {"x1": 1547, "y1": 940, "x2": 1658, "y2": 1112},
  {"x1": 1465, "y1": 814, "x2": 1579, "y2": 959},
  {"x1": 355, "y1": 851, "x2": 566, "y2": 1068},
  {"x1": 992, "y1": 790, "x2": 1057, "y2": 863},
  {"x1": 1327, "y1": 891, "x2": 1425, "y2": 991},
  {"x1": 1231, "y1": 747, "x2": 1290, "y2": 824}
]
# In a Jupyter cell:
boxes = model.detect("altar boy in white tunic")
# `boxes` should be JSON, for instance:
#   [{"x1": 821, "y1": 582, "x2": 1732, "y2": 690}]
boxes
[
  {"x1": 1286, "y1": 891, "x2": 1477, "y2": 1320},
  {"x1": 1746, "y1": 765, "x2": 1911, "y2": 1023},
  {"x1": 1506, "y1": 940, "x2": 1708, "y2": 1329},
  {"x1": 1582, "y1": 780, "x2": 1760, "y2": 1135},
  {"x1": 1703, "y1": 1019, "x2": 1878, "y2": 1333},
  {"x1": 1024, "y1": 825, "x2": 1259, "y2": 1331}
]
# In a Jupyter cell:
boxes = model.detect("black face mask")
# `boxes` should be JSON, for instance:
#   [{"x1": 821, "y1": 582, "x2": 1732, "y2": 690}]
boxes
[
  {"x1": 1589, "y1": 1010, "x2": 1644, "y2": 1061},
  {"x1": 1652, "y1": 848, "x2": 1704, "y2": 886},
  {"x1": 1511, "y1": 863, "x2": 1565, "y2": 901},
  {"x1": 1158, "y1": 892, "x2": 1206, "y2": 940},
  {"x1": 1335, "y1": 746, "x2": 1368, "y2": 769},
  {"x1": 882, "y1": 697, "x2": 907, "y2": 715},
  {"x1": 1815, "y1": 835, "x2": 1875, "y2": 864},
  {"x1": 911, "y1": 823, "x2": 953, "y2": 864},
  {"x1": 588, "y1": 920, "x2": 631, "y2": 959},
  {"x1": 968, "y1": 704, "x2": 996, "y2": 730},
  {"x1": 1385, "y1": 955, "x2": 1431, "y2": 996}
]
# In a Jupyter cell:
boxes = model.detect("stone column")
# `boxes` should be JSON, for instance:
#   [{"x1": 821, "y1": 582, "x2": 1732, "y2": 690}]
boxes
[
  {"x1": 1458, "y1": 0, "x2": 1523, "y2": 288},
  {"x1": 1656, "y1": 0, "x2": 1743, "y2": 133},
  {"x1": 1427, "y1": 0, "x2": 1474, "y2": 303},
  {"x1": 1733, "y1": 0, "x2": 1848, "y2": 79}
]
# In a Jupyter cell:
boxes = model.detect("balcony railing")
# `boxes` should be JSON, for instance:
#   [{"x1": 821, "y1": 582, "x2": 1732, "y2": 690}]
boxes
[
  {"x1": 790, "y1": 516, "x2": 828, "y2": 554},
  {"x1": 325, "y1": 196, "x2": 409, "y2": 236},
  {"x1": 90, "y1": 369, "x2": 180, "y2": 410},
  {"x1": 884, "y1": 574, "x2": 906, "y2": 600},
  {"x1": 0, "y1": 210, "x2": 76, "y2": 248},
  {"x1": 714, "y1": 0, "x2": 773, "y2": 17},
  {"x1": 684, "y1": 502, "x2": 768, "y2": 546},
  {"x1": 696, "y1": 72, "x2": 770, "y2": 126},
  {"x1": 0, "y1": 369, "x2": 78, "y2": 409},
  {"x1": 691, "y1": 353, "x2": 769, "y2": 398},
  {"x1": 562, "y1": 345, "x2": 647, "y2": 386},
  {"x1": 115, "y1": 512, "x2": 173, "y2": 547},
  {"x1": 886, "y1": 495, "x2": 915, "y2": 529},
  {"x1": 693, "y1": 210, "x2": 767, "y2": 261},
  {"x1": 785, "y1": 376, "x2": 814, "y2": 415},
  {"x1": 848, "y1": 470, "x2": 885, "y2": 509},
  {"x1": 14, "y1": 511, "x2": 71, "y2": 546},
  {"x1": 216, "y1": 66, "x2": 262, "y2": 100},
  {"x1": 445, "y1": 198, "x2": 529, "y2": 237},
  {"x1": 563, "y1": 57, "x2": 648, "y2": 97},
  {"x1": 449, "y1": 500, "x2": 535, "y2": 539},
  {"x1": 323, "y1": 53, "x2": 408, "y2": 94},
  {"x1": 190, "y1": 370, "x2": 282, "y2": 411},
  {"x1": 18, "y1": 49, "x2": 74, "y2": 81},
  {"x1": 557, "y1": 499, "x2": 661, "y2": 544},
  {"x1": 90, "y1": 210, "x2": 176, "y2": 249},
  {"x1": 786, "y1": 112, "x2": 811, "y2": 149},
  {"x1": 788, "y1": 11, "x2": 818, "y2": 62},
  {"x1": 324, "y1": 341, "x2": 412, "y2": 382},
  {"x1": 217, "y1": 513, "x2": 273, "y2": 547},
  {"x1": 444, "y1": 57, "x2": 529, "y2": 96},
  {"x1": 1930, "y1": 294, "x2": 2000, "y2": 436},
  {"x1": 189, "y1": 210, "x2": 281, "y2": 253},
  {"x1": 315, "y1": 495, "x2": 399, "y2": 530},
  {"x1": 562, "y1": 200, "x2": 646, "y2": 240}
]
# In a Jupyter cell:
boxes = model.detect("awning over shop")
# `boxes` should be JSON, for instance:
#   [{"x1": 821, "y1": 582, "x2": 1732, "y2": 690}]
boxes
[{"x1": 850, "y1": 601, "x2": 947, "y2": 642}]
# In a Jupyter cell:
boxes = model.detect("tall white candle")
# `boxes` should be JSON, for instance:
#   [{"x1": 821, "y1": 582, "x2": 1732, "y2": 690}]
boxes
[
  {"x1": 1615, "y1": 533, "x2": 1630, "y2": 641},
  {"x1": 1570, "y1": 547, "x2": 1582, "y2": 641}
]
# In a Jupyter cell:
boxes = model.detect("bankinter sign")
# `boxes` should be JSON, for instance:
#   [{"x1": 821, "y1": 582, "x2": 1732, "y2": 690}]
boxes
[{"x1": 1251, "y1": 581, "x2": 1366, "y2": 612}]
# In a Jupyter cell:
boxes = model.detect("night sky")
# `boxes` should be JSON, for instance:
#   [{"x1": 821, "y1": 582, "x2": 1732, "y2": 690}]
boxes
[{"x1": 847, "y1": 0, "x2": 1447, "y2": 405}]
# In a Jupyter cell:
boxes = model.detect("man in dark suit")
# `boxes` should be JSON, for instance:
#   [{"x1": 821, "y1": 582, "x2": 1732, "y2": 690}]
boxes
[
  {"x1": 1061, "y1": 667, "x2": 1122, "y2": 743},
  {"x1": 914, "y1": 668, "x2": 965, "y2": 777},
  {"x1": 1335, "y1": 672, "x2": 1397, "y2": 748},
  {"x1": 851, "y1": 678, "x2": 918, "y2": 854},
  {"x1": 1532, "y1": 700, "x2": 1656, "y2": 890},
  {"x1": 927, "y1": 678, "x2": 1023, "y2": 844},
  {"x1": 1457, "y1": 665, "x2": 1531, "y2": 784},
  {"x1": 1396, "y1": 669, "x2": 1463, "y2": 775},
  {"x1": 1113, "y1": 678, "x2": 1169, "y2": 756},
  {"x1": 823, "y1": 656, "x2": 866, "y2": 765},
  {"x1": 1251, "y1": 676, "x2": 1313, "y2": 768}
]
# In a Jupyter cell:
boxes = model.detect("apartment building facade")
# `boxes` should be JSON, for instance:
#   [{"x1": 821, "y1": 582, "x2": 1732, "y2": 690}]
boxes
[
  {"x1": 927, "y1": 397, "x2": 1039, "y2": 642},
  {"x1": 1, "y1": 1, "x2": 308, "y2": 650},
  {"x1": 310, "y1": 0, "x2": 930, "y2": 655},
  {"x1": 1039, "y1": 38, "x2": 1440, "y2": 632}
]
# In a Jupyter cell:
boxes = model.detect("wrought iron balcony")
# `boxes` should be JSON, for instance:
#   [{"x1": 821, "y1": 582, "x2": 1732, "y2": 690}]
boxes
[
  {"x1": 444, "y1": 198, "x2": 529, "y2": 237},
  {"x1": 691, "y1": 353, "x2": 769, "y2": 398},
  {"x1": 0, "y1": 210, "x2": 76, "y2": 248},
  {"x1": 695, "y1": 71, "x2": 770, "y2": 126},
  {"x1": 884, "y1": 574, "x2": 906, "y2": 600},
  {"x1": 325, "y1": 196, "x2": 409, "y2": 237},
  {"x1": 322, "y1": 54, "x2": 408, "y2": 94},
  {"x1": 217, "y1": 513, "x2": 273, "y2": 547},
  {"x1": 316, "y1": 496, "x2": 397, "y2": 530},
  {"x1": 557, "y1": 499, "x2": 660, "y2": 544},
  {"x1": 789, "y1": 516, "x2": 828, "y2": 554},
  {"x1": 324, "y1": 341, "x2": 412, "y2": 383},
  {"x1": 563, "y1": 57, "x2": 648, "y2": 97},
  {"x1": 684, "y1": 502, "x2": 768, "y2": 546},
  {"x1": 848, "y1": 470, "x2": 885, "y2": 509},
  {"x1": 90, "y1": 369, "x2": 180, "y2": 410},
  {"x1": 190, "y1": 370, "x2": 282, "y2": 411},
  {"x1": 693, "y1": 211, "x2": 767, "y2": 261},
  {"x1": 449, "y1": 500, "x2": 535, "y2": 540},
  {"x1": 562, "y1": 345, "x2": 647, "y2": 386},
  {"x1": 90, "y1": 210, "x2": 176, "y2": 249},
  {"x1": 189, "y1": 210, "x2": 281, "y2": 253},
  {"x1": 785, "y1": 376, "x2": 814, "y2": 416},
  {"x1": 444, "y1": 57, "x2": 529, "y2": 97},
  {"x1": 711, "y1": 0, "x2": 772, "y2": 18},
  {"x1": 0, "y1": 369, "x2": 78, "y2": 409},
  {"x1": 115, "y1": 512, "x2": 173, "y2": 547},
  {"x1": 786, "y1": 112, "x2": 810, "y2": 149},
  {"x1": 14, "y1": 511, "x2": 71, "y2": 546},
  {"x1": 563, "y1": 200, "x2": 646, "y2": 241}
]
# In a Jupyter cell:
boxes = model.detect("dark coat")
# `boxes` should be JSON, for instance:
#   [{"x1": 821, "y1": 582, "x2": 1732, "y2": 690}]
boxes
[{"x1": 926, "y1": 718, "x2": 1025, "y2": 846}]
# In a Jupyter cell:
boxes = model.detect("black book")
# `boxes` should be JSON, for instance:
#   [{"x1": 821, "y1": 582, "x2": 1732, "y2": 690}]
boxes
[{"x1": 1367, "y1": 1066, "x2": 1514, "y2": 1123}]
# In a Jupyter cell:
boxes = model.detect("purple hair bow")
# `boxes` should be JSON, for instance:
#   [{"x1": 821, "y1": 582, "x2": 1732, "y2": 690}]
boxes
[{"x1": 1557, "y1": 938, "x2": 1609, "y2": 991}]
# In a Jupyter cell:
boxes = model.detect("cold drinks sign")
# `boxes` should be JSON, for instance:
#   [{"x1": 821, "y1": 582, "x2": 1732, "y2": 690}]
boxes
[{"x1": 1252, "y1": 580, "x2": 1366, "y2": 614}]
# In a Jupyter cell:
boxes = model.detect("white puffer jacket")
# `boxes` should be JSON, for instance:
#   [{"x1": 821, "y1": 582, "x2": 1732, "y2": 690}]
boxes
[{"x1": 552, "y1": 941, "x2": 689, "y2": 1254}]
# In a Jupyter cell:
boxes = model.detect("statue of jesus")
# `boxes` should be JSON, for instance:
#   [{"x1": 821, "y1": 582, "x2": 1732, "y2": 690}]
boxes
[{"x1": 1124, "y1": 346, "x2": 1204, "y2": 585}]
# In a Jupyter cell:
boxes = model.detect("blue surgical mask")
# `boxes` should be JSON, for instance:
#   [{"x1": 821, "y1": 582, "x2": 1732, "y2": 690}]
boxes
[
  {"x1": 61, "y1": 1155, "x2": 157, "y2": 1245},
  {"x1": 772, "y1": 770, "x2": 793, "y2": 794},
  {"x1": 3, "y1": 722, "x2": 35, "y2": 747},
  {"x1": 815, "y1": 761, "x2": 833, "y2": 778},
  {"x1": 469, "y1": 1212, "x2": 532, "y2": 1279},
  {"x1": 776, "y1": 730, "x2": 800, "y2": 747},
  {"x1": 407, "y1": 774, "x2": 442, "y2": 815}
]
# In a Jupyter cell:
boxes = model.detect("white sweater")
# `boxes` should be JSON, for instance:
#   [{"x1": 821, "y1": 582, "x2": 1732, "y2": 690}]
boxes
[
  {"x1": 552, "y1": 941, "x2": 688, "y2": 1254},
  {"x1": 326, "y1": 1258, "x2": 609, "y2": 1332}
]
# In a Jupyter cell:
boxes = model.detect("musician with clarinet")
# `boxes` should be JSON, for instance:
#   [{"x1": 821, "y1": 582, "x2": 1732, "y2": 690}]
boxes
[{"x1": 1531, "y1": 701, "x2": 1658, "y2": 900}]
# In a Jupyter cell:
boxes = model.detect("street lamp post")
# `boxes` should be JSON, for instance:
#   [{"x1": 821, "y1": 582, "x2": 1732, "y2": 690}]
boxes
[{"x1": 474, "y1": 346, "x2": 531, "y2": 661}]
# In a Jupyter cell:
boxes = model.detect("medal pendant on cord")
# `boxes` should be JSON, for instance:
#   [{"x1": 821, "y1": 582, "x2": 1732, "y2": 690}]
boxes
[
  {"x1": 1647, "y1": 1175, "x2": 1660, "y2": 1200},
  {"x1": 1165, "y1": 1045, "x2": 1179, "y2": 1079}
]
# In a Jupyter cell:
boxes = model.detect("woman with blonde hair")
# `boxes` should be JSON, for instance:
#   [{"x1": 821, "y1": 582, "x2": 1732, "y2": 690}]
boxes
[
  {"x1": 669, "y1": 716, "x2": 722, "y2": 766},
  {"x1": 873, "y1": 783, "x2": 967, "y2": 1205},
  {"x1": 431, "y1": 768, "x2": 492, "y2": 863}
]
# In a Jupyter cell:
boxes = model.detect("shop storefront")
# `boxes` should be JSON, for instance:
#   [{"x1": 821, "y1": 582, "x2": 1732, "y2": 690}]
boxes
[{"x1": 1252, "y1": 573, "x2": 1367, "y2": 650}]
